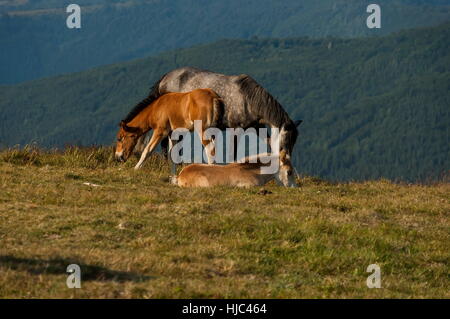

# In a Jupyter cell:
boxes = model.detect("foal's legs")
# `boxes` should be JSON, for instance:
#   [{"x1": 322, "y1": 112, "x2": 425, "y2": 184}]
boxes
[
  {"x1": 203, "y1": 138, "x2": 215, "y2": 164},
  {"x1": 160, "y1": 137, "x2": 169, "y2": 160},
  {"x1": 168, "y1": 138, "x2": 178, "y2": 176},
  {"x1": 195, "y1": 126, "x2": 215, "y2": 164},
  {"x1": 134, "y1": 129, "x2": 166, "y2": 170},
  {"x1": 133, "y1": 133, "x2": 147, "y2": 156}
]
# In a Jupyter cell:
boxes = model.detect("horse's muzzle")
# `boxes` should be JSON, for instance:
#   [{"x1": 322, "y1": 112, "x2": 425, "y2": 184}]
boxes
[{"x1": 115, "y1": 152, "x2": 125, "y2": 162}]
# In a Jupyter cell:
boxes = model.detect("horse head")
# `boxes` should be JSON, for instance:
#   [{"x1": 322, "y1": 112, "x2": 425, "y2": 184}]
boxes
[
  {"x1": 275, "y1": 150, "x2": 298, "y2": 187},
  {"x1": 115, "y1": 121, "x2": 143, "y2": 162}
]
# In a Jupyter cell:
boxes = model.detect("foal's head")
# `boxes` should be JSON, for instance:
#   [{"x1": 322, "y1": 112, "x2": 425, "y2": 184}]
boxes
[
  {"x1": 115, "y1": 121, "x2": 142, "y2": 162},
  {"x1": 276, "y1": 150, "x2": 297, "y2": 187}
]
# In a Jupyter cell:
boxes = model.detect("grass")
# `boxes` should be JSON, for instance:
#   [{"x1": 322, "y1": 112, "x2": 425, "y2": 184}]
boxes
[{"x1": 0, "y1": 146, "x2": 448, "y2": 298}]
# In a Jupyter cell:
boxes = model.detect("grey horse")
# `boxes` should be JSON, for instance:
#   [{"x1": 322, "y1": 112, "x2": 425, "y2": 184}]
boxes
[{"x1": 122, "y1": 66, "x2": 302, "y2": 165}]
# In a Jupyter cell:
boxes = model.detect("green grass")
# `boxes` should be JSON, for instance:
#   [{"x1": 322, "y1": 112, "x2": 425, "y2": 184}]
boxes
[{"x1": 0, "y1": 146, "x2": 448, "y2": 298}]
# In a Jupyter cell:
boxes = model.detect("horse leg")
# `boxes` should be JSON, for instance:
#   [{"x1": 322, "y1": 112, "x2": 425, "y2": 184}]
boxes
[
  {"x1": 233, "y1": 134, "x2": 242, "y2": 162},
  {"x1": 160, "y1": 137, "x2": 169, "y2": 160},
  {"x1": 134, "y1": 130, "x2": 166, "y2": 170},
  {"x1": 133, "y1": 133, "x2": 147, "y2": 157},
  {"x1": 202, "y1": 138, "x2": 215, "y2": 164},
  {"x1": 168, "y1": 138, "x2": 177, "y2": 176},
  {"x1": 195, "y1": 125, "x2": 215, "y2": 164}
]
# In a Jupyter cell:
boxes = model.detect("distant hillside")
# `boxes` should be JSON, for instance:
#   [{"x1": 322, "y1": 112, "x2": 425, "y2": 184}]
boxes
[
  {"x1": 0, "y1": 23, "x2": 449, "y2": 181},
  {"x1": 1, "y1": 0, "x2": 449, "y2": 83}
]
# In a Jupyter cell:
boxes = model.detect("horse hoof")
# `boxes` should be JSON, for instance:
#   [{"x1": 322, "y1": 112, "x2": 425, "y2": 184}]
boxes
[{"x1": 169, "y1": 175, "x2": 178, "y2": 185}]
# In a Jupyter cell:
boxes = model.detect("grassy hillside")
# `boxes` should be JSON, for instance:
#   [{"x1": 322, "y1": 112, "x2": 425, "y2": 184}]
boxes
[
  {"x1": 1, "y1": 23, "x2": 449, "y2": 182},
  {"x1": 1, "y1": 0, "x2": 449, "y2": 83},
  {"x1": 0, "y1": 147, "x2": 448, "y2": 298}
]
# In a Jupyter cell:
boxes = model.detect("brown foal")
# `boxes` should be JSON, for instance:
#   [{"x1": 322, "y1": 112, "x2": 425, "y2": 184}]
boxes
[{"x1": 115, "y1": 88, "x2": 223, "y2": 170}]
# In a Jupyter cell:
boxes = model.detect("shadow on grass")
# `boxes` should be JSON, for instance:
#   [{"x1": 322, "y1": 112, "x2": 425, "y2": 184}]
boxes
[{"x1": 0, "y1": 255, "x2": 153, "y2": 283}]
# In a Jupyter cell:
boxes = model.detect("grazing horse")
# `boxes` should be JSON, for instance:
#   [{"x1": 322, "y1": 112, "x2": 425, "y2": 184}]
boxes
[
  {"x1": 115, "y1": 88, "x2": 224, "y2": 170},
  {"x1": 127, "y1": 67, "x2": 302, "y2": 162},
  {"x1": 172, "y1": 151, "x2": 297, "y2": 187}
]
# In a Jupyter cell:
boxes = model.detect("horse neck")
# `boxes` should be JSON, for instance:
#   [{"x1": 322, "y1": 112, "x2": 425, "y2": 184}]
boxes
[{"x1": 127, "y1": 104, "x2": 156, "y2": 133}]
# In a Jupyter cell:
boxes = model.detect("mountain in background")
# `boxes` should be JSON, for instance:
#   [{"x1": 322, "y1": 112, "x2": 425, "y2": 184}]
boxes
[
  {"x1": 1, "y1": 0, "x2": 450, "y2": 84},
  {"x1": 1, "y1": 22, "x2": 448, "y2": 182}
]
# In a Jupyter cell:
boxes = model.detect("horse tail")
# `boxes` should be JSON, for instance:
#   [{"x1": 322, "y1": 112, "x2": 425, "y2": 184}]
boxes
[{"x1": 212, "y1": 97, "x2": 225, "y2": 128}]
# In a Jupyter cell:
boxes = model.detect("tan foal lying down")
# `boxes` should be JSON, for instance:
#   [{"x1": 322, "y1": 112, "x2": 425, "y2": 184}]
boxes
[{"x1": 172, "y1": 151, "x2": 297, "y2": 187}]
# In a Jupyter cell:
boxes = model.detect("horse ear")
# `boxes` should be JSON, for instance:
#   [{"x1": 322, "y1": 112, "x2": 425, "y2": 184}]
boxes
[
  {"x1": 120, "y1": 121, "x2": 134, "y2": 133},
  {"x1": 294, "y1": 120, "x2": 303, "y2": 127},
  {"x1": 120, "y1": 122, "x2": 141, "y2": 135}
]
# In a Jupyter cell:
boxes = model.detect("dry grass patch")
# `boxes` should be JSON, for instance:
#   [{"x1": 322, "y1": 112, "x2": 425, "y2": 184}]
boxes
[{"x1": 0, "y1": 146, "x2": 449, "y2": 298}]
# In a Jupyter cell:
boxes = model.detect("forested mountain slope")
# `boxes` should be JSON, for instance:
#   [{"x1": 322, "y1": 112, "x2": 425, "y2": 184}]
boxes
[
  {"x1": 1, "y1": 0, "x2": 449, "y2": 83},
  {"x1": 0, "y1": 23, "x2": 449, "y2": 181}
]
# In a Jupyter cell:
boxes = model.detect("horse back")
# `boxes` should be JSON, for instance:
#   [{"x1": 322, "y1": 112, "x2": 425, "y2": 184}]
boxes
[
  {"x1": 186, "y1": 89, "x2": 224, "y2": 128},
  {"x1": 176, "y1": 163, "x2": 265, "y2": 187},
  {"x1": 177, "y1": 164, "x2": 219, "y2": 187}
]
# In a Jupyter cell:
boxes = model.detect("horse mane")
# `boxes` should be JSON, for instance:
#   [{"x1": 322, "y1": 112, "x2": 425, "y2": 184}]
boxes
[
  {"x1": 236, "y1": 75, "x2": 292, "y2": 128},
  {"x1": 236, "y1": 75, "x2": 299, "y2": 152},
  {"x1": 122, "y1": 75, "x2": 165, "y2": 123}
]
